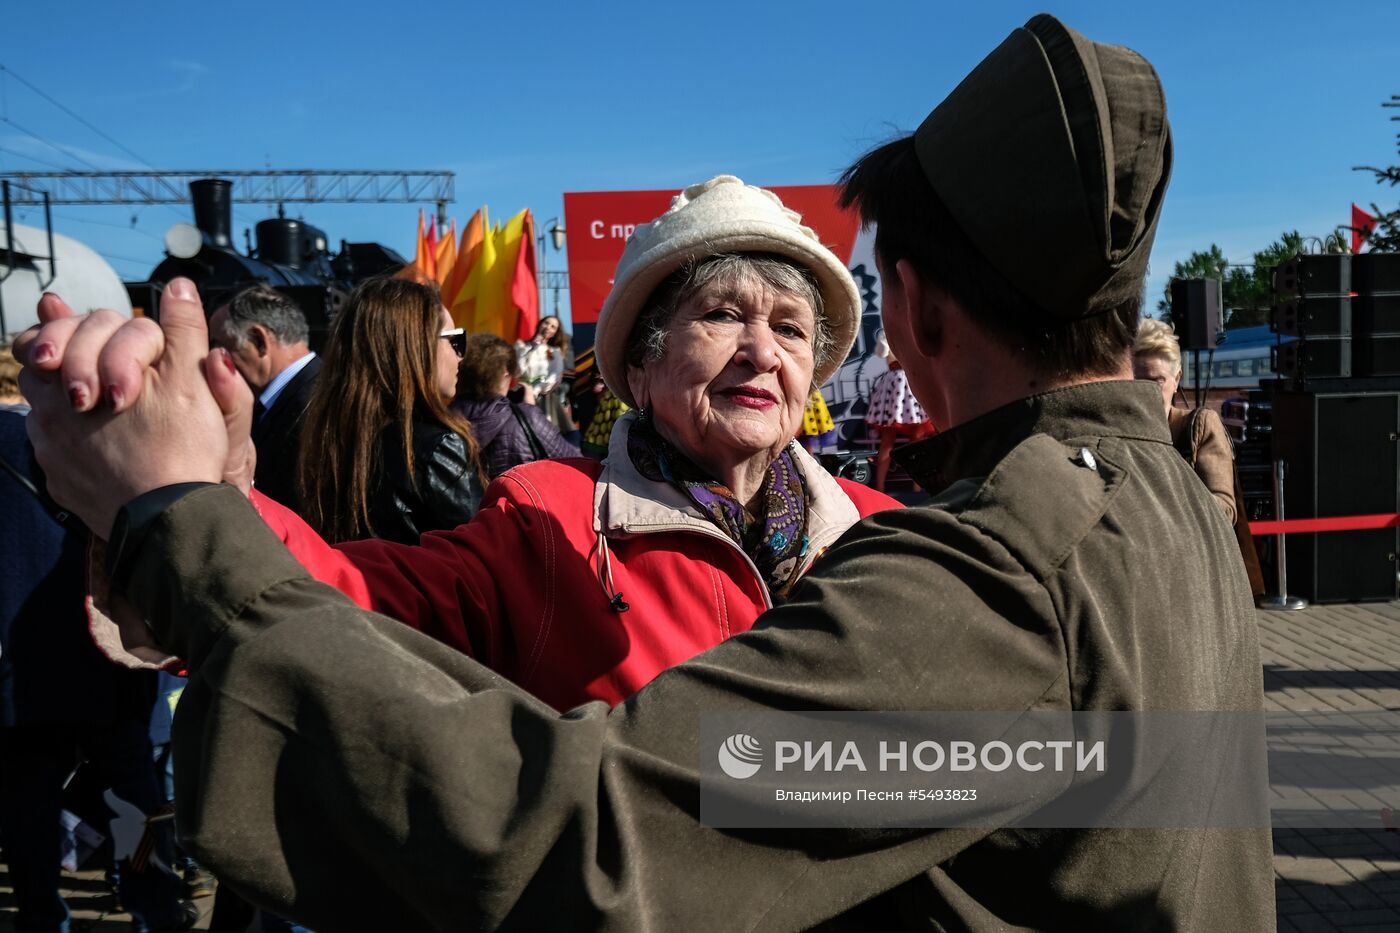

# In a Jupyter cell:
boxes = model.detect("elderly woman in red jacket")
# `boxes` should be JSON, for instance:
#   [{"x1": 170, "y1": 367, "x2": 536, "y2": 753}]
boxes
[{"x1": 89, "y1": 176, "x2": 896, "y2": 711}]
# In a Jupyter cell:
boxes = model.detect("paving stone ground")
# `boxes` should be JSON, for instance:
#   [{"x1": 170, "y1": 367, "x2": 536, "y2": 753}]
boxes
[
  {"x1": 0, "y1": 866, "x2": 215, "y2": 931},
  {"x1": 1261, "y1": 601, "x2": 1400, "y2": 932},
  {"x1": 5, "y1": 600, "x2": 1400, "y2": 931}
]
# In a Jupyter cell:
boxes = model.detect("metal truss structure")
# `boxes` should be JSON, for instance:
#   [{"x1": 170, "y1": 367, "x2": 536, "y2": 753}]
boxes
[{"x1": 0, "y1": 170, "x2": 454, "y2": 206}]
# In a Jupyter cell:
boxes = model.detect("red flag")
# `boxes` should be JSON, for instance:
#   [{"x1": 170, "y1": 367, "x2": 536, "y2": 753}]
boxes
[
  {"x1": 1353, "y1": 203, "x2": 1378, "y2": 254},
  {"x1": 511, "y1": 210, "x2": 540, "y2": 341}
]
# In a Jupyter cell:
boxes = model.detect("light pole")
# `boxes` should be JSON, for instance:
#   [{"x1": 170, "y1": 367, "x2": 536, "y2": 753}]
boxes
[{"x1": 537, "y1": 217, "x2": 566, "y2": 315}]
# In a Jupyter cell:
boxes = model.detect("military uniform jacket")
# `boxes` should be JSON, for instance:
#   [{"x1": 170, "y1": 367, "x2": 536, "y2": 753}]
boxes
[{"x1": 119, "y1": 379, "x2": 1274, "y2": 932}]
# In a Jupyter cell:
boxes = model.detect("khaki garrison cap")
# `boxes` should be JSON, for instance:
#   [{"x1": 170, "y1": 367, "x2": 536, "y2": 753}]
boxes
[{"x1": 914, "y1": 13, "x2": 1172, "y2": 320}]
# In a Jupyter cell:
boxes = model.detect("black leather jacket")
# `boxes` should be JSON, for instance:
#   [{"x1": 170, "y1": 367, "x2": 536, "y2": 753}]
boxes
[{"x1": 365, "y1": 420, "x2": 483, "y2": 544}]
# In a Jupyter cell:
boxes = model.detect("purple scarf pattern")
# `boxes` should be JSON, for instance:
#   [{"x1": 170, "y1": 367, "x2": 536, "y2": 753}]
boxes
[{"x1": 628, "y1": 415, "x2": 810, "y2": 600}]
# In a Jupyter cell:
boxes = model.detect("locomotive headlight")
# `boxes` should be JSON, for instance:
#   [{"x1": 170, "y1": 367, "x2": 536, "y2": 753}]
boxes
[{"x1": 165, "y1": 223, "x2": 203, "y2": 259}]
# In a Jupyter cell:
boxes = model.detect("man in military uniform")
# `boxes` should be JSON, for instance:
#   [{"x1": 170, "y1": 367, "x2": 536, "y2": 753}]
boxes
[{"x1": 16, "y1": 14, "x2": 1273, "y2": 931}]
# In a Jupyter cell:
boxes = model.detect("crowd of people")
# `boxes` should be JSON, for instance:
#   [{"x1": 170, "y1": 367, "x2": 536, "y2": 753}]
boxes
[{"x1": 1, "y1": 12, "x2": 1277, "y2": 932}]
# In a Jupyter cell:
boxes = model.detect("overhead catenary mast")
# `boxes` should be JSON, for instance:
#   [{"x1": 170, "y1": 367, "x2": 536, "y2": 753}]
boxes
[{"x1": 0, "y1": 170, "x2": 455, "y2": 229}]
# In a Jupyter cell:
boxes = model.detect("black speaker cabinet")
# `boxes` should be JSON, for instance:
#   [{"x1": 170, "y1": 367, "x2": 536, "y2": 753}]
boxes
[
  {"x1": 1273, "y1": 295, "x2": 1351, "y2": 337},
  {"x1": 1276, "y1": 336, "x2": 1400, "y2": 379},
  {"x1": 1356, "y1": 294, "x2": 1400, "y2": 336},
  {"x1": 1170, "y1": 278, "x2": 1221, "y2": 350},
  {"x1": 1275, "y1": 338, "x2": 1352, "y2": 378},
  {"x1": 1357, "y1": 336, "x2": 1400, "y2": 377},
  {"x1": 1271, "y1": 389, "x2": 1400, "y2": 602},
  {"x1": 1273, "y1": 254, "x2": 1351, "y2": 297},
  {"x1": 1354, "y1": 253, "x2": 1400, "y2": 293}
]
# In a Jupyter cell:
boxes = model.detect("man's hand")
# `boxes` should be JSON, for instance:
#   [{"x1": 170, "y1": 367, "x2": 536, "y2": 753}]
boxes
[
  {"x1": 208, "y1": 345, "x2": 256, "y2": 494},
  {"x1": 17, "y1": 278, "x2": 235, "y2": 537}
]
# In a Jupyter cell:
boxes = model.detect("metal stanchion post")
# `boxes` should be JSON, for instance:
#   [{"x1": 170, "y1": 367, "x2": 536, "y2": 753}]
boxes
[{"x1": 1258, "y1": 458, "x2": 1308, "y2": 611}]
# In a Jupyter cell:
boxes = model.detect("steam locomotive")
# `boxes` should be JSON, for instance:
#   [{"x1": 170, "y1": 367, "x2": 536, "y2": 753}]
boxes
[{"x1": 126, "y1": 178, "x2": 407, "y2": 349}]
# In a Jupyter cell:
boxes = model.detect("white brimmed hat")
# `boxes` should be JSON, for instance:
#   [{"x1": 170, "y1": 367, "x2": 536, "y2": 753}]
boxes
[{"x1": 595, "y1": 175, "x2": 860, "y2": 407}]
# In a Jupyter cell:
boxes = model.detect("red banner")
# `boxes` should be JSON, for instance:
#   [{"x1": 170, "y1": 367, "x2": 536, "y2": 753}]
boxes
[{"x1": 563, "y1": 184, "x2": 862, "y2": 334}]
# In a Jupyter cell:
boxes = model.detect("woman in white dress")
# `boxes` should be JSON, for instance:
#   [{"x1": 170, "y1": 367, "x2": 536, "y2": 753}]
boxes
[
  {"x1": 514, "y1": 316, "x2": 574, "y2": 432},
  {"x1": 864, "y1": 333, "x2": 934, "y2": 493}
]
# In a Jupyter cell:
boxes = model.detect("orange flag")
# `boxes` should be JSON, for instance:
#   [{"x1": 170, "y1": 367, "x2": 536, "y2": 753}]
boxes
[
  {"x1": 446, "y1": 208, "x2": 487, "y2": 328},
  {"x1": 511, "y1": 210, "x2": 540, "y2": 341},
  {"x1": 435, "y1": 220, "x2": 457, "y2": 288},
  {"x1": 442, "y1": 207, "x2": 487, "y2": 316},
  {"x1": 396, "y1": 209, "x2": 435, "y2": 283}
]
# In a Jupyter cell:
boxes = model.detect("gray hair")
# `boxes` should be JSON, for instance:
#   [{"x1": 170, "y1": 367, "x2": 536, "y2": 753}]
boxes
[
  {"x1": 624, "y1": 253, "x2": 832, "y2": 384},
  {"x1": 215, "y1": 284, "x2": 310, "y2": 348}
]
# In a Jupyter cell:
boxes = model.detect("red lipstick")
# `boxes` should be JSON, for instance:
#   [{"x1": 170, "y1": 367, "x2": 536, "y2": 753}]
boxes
[{"x1": 719, "y1": 385, "x2": 778, "y2": 409}]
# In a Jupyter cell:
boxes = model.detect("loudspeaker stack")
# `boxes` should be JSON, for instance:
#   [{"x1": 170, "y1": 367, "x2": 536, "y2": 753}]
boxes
[
  {"x1": 1272, "y1": 254, "x2": 1400, "y2": 379},
  {"x1": 1268, "y1": 253, "x2": 1400, "y2": 602}
]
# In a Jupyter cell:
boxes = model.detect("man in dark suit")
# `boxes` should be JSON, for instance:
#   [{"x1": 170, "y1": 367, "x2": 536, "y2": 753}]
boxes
[{"x1": 209, "y1": 285, "x2": 320, "y2": 515}]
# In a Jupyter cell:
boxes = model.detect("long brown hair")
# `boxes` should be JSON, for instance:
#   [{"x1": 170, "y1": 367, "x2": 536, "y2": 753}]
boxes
[
  {"x1": 298, "y1": 277, "x2": 478, "y2": 543},
  {"x1": 532, "y1": 315, "x2": 568, "y2": 351}
]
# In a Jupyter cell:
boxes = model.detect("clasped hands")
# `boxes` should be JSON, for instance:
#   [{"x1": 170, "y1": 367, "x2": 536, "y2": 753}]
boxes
[{"x1": 15, "y1": 277, "x2": 257, "y2": 538}]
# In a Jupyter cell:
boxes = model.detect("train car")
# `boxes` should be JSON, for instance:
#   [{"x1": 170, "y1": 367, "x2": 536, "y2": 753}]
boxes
[
  {"x1": 1180, "y1": 324, "x2": 1293, "y2": 394},
  {"x1": 127, "y1": 178, "x2": 406, "y2": 349},
  {"x1": 1177, "y1": 325, "x2": 1296, "y2": 452}
]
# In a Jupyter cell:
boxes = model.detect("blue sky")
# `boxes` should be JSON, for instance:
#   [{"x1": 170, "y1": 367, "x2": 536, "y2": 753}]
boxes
[{"x1": 3, "y1": 0, "x2": 1397, "y2": 329}]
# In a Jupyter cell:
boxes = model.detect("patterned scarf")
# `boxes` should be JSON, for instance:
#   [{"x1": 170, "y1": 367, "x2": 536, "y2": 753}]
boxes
[{"x1": 628, "y1": 414, "x2": 811, "y2": 600}]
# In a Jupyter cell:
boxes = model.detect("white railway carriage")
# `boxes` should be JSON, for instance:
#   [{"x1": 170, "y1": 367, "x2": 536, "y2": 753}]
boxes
[{"x1": 1180, "y1": 324, "x2": 1293, "y2": 392}]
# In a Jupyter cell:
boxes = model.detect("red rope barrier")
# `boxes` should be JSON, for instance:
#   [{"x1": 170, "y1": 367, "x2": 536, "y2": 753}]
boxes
[{"x1": 1248, "y1": 513, "x2": 1400, "y2": 536}]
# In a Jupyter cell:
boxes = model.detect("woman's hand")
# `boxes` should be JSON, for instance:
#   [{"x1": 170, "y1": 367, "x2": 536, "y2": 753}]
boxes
[
  {"x1": 17, "y1": 280, "x2": 231, "y2": 535},
  {"x1": 14, "y1": 279, "x2": 259, "y2": 505}
]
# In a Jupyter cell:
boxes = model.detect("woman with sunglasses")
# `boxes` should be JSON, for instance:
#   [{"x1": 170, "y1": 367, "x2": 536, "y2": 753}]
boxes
[{"x1": 296, "y1": 277, "x2": 483, "y2": 545}]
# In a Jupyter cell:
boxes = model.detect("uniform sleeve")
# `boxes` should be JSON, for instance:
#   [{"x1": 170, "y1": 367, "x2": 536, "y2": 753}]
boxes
[
  {"x1": 1191, "y1": 409, "x2": 1237, "y2": 524},
  {"x1": 125, "y1": 484, "x2": 1070, "y2": 932}
]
